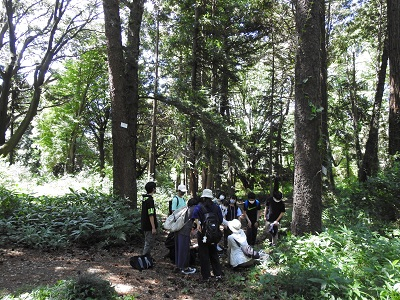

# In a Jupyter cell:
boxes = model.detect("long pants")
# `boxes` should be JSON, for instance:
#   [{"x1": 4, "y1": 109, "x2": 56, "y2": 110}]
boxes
[
  {"x1": 246, "y1": 224, "x2": 258, "y2": 246},
  {"x1": 175, "y1": 232, "x2": 190, "y2": 270},
  {"x1": 143, "y1": 231, "x2": 156, "y2": 256},
  {"x1": 197, "y1": 236, "x2": 223, "y2": 280},
  {"x1": 265, "y1": 222, "x2": 280, "y2": 245}
]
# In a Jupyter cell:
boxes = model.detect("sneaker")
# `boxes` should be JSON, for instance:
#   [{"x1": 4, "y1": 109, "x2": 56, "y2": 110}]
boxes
[
  {"x1": 215, "y1": 275, "x2": 223, "y2": 282},
  {"x1": 181, "y1": 267, "x2": 196, "y2": 275}
]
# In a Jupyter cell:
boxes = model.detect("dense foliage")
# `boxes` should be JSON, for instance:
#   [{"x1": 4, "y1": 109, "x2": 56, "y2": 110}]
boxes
[{"x1": 0, "y1": 188, "x2": 140, "y2": 249}]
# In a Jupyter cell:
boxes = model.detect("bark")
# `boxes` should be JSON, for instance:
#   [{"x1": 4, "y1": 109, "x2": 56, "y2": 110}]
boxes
[
  {"x1": 349, "y1": 52, "x2": 363, "y2": 168},
  {"x1": 148, "y1": 11, "x2": 159, "y2": 181},
  {"x1": 320, "y1": 2, "x2": 335, "y2": 190},
  {"x1": 359, "y1": 40, "x2": 388, "y2": 182},
  {"x1": 189, "y1": 4, "x2": 200, "y2": 197},
  {"x1": 125, "y1": 0, "x2": 145, "y2": 207},
  {"x1": 388, "y1": 0, "x2": 400, "y2": 156},
  {"x1": 102, "y1": 0, "x2": 136, "y2": 207},
  {"x1": 291, "y1": 0, "x2": 323, "y2": 235}
]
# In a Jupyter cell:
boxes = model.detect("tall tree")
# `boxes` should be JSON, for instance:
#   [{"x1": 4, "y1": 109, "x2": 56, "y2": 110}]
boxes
[
  {"x1": 36, "y1": 47, "x2": 110, "y2": 175},
  {"x1": 291, "y1": 0, "x2": 324, "y2": 235},
  {"x1": 0, "y1": 0, "x2": 100, "y2": 157},
  {"x1": 388, "y1": 0, "x2": 400, "y2": 156},
  {"x1": 103, "y1": 0, "x2": 144, "y2": 207},
  {"x1": 359, "y1": 40, "x2": 388, "y2": 181}
]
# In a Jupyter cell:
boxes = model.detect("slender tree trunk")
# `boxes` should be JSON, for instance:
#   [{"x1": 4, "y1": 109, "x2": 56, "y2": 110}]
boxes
[
  {"x1": 388, "y1": 0, "x2": 400, "y2": 156},
  {"x1": 269, "y1": 29, "x2": 276, "y2": 195},
  {"x1": 148, "y1": 8, "x2": 159, "y2": 181},
  {"x1": 349, "y1": 52, "x2": 363, "y2": 168},
  {"x1": 359, "y1": 40, "x2": 388, "y2": 182},
  {"x1": 292, "y1": 0, "x2": 323, "y2": 235},
  {"x1": 189, "y1": 4, "x2": 200, "y2": 197},
  {"x1": 320, "y1": 2, "x2": 335, "y2": 190}
]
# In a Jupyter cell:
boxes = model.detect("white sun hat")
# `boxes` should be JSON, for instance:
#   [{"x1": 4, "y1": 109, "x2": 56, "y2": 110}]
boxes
[
  {"x1": 228, "y1": 219, "x2": 242, "y2": 233},
  {"x1": 200, "y1": 188, "x2": 213, "y2": 199},
  {"x1": 178, "y1": 184, "x2": 187, "y2": 192}
]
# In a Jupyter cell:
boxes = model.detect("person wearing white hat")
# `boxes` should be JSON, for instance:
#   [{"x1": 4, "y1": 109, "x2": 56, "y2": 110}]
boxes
[
  {"x1": 170, "y1": 184, "x2": 188, "y2": 214},
  {"x1": 226, "y1": 219, "x2": 254, "y2": 269}
]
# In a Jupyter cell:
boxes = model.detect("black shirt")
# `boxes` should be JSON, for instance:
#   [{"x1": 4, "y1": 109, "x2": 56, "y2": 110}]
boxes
[
  {"x1": 265, "y1": 197, "x2": 285, "y2": 222},
  {"x1": 141, "y1": 194, "x2": 158, "y2": 231}
]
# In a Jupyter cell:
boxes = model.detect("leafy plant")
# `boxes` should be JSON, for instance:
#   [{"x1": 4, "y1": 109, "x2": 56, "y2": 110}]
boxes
[{"x1": 51, "y1": 273, "x2": 118, "y2": 300}]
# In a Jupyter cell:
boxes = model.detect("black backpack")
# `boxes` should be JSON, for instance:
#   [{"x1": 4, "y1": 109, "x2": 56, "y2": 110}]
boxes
[
  {"x1": 129, "y1": 254, "x2": 154, "y2": 271},
  {"x1": 168, "y1": 196, "x2": 180, "y2": 216},
  {"x1": 200, "y1": 205, "x2": 222, "y2": 244}
]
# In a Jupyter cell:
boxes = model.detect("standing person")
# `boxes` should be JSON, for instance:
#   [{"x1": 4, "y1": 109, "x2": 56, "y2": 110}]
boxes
[
  {"x1": 222, "y1": 195, "x2": 242, "y2": 249},
  {"x1": 192, "y1": 189, "x2": 224, "y2": 282},
  {"x1": 165, "y1": 184, "x2": 188, "y2": 261},
  {"x1": 243, "y1": 192, "x2": 261, "y2": 246},
  {"x1": 174, "y1": 193, "x2": 197, "y2": 275},
  {"x1": 141, "y1": 181, "x2": 158, "y2": 257},
  {"x1": 265, "y1": 190, "x2": 285, "y2": 246},
  {"x1": 170, "y1": 184, "x2": 188, "y2": 214}
]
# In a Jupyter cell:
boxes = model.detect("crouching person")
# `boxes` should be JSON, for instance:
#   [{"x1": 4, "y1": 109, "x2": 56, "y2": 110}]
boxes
[{"x1": 226, "y1": 219, "x2": 255, "y2": 269}]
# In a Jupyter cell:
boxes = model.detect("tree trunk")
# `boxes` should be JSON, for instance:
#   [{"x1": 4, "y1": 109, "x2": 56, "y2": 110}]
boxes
[
  {"x1": 102, "y1": 0, "x2": 136, "y2": 207},
  {"x1": 320, "y1": 3, "x2": 335, "y2": 190},
  {"x1": 349, "y1": 52, "x2": 363, "y2": 169},
  {"x1": 388, "y1": 0, "x2": 400, "y2": 156},
  {"x1": 125, "y1": 0, "x2": 145, "y2": 208},
  {"x1": 189, "y1": 4, "x2": 200, "y2": 197},
  {"x1": 291, "y1": 0, "x2": 323, "y2": 236},
  {"x1": 148, "y1": 9, "x2": 159, "y2": 181},
  {"x1": 359, "y1": 40, "x2": 388, "y2": 182}
]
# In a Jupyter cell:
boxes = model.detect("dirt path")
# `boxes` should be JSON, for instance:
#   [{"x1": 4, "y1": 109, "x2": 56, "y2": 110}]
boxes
[{"x1": 0, "y1": 234, "x2": 252, "y2": 300}]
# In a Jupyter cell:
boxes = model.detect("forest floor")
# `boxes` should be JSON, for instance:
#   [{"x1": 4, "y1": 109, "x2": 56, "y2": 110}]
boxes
[{"x1": 0, "y1": 228, "x2": 274, "y2": 300}]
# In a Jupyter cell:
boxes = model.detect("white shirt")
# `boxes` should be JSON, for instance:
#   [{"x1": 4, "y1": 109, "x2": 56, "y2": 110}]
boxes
[{"x1": 227, "y1": 230, "x2": 253, "y2": 267}]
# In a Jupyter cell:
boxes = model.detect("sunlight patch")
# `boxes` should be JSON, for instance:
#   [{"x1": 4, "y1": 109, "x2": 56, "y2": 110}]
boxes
[
  {"x1": 86, "y1": 267, "x2": 106, "y2": 274},
  {"x1": 113, "y1": 283, "x2": 134, "y2": 294}
]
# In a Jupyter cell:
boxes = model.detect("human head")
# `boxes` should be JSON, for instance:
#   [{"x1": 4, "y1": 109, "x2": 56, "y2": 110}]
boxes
[
  {"x1": 228, "y1": 219, "x2": 242, "y2": 233},
  {"x1": 177, "y1": 184, "x2": 187, "y2": 195},
  {"x1": 200, "y1": 188, "x2": 213, "y2": 199},
  {"x1": 229, "y1": 195, "x2": 237, "y2": 204},
  {"x1": 273, "y1": 190, "x2": 283, "y2": 202},
  {"x1": 187, "y1": 197, "x2": 199, "y2": 207},
  {"x1": 145, "y1": 181, "x2": 156, "y2": 194},
  {"x1": 248, "y1": 192, "x2": 256, "y2": 204},
  {"x1": 248, "y1": 192, "x2": 256, "y2": 200}
]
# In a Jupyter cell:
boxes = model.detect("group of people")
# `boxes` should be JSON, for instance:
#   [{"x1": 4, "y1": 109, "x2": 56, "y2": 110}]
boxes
[{"x1": 140, "y1": 181, "x2": 286, "y2": 281}]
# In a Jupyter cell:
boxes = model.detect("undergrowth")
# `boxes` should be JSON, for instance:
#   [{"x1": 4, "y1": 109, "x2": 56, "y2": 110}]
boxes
[{"x1": 0, "y1": 162, "x2": 399, "y2": 299}]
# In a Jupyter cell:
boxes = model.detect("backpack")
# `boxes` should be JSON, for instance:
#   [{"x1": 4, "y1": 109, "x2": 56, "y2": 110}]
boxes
[
  {"x1": 200, "y1": 204, "x2": 222, "y2": 244},
  {"x1": 163, "y1": 205, "x2": 188, "y2": 232},
  {"x1": 243, "y1": 199, "x2": 260, "y2": 210},
  {"x1": 129, "y1": 254, "x2": 154, "y2": 271},
  {"x1": 168, "y1": 196, "x2": 180, "y2": 216}
]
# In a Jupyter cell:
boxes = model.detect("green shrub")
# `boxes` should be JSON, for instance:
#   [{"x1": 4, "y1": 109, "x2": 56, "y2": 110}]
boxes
[
  {"x1": 50, "y1": 273, "x2": 118, "y2": 300},
  {"x1": 0, "y1": 187, "x2": 22, "y2": 218},
  {"x1": 0, "y1": 188, "x2": 142, "y2": 249}
]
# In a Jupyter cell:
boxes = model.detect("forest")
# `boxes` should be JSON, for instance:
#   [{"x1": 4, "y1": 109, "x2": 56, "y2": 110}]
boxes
[{"x1": 0, "y1": 0, "x2": 399, "y2": 299}]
